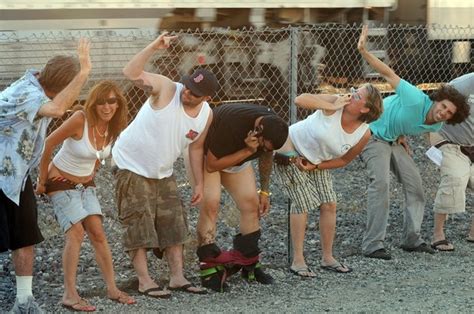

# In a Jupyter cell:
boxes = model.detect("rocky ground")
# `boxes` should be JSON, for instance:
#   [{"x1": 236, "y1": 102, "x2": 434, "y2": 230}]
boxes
[{"x1": 1, "y1": 136, "x2": 473, "y2": 313}]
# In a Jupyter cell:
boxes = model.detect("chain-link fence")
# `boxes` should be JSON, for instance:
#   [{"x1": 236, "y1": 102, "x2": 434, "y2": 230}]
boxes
[{"x1": 0, "y1": 24, "x2": 472, "y2": 130}]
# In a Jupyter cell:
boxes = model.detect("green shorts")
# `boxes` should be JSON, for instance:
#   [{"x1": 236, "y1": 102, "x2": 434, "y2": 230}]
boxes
[{"x1": 115, "y1": 169, "x2": 189, "y2": 258}]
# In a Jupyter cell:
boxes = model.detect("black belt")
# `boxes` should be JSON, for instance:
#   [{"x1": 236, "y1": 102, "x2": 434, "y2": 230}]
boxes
[
  {"x1": 435, "y1": 140, "x2": 474, "y2": 162},
  {"x1": 434, "y1": 140, "x2": 452, "y2": 149},
  {"x1": 274, "y1": 153, "x2": 297, "y2": 166}
]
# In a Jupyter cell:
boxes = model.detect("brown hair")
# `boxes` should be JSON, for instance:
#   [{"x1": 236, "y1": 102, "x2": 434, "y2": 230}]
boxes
[
  {"x1": 38, "y1": 55, "x2": 80, "y2": 94},
  {"x1": 429, "y1": 84, "x2": 469, "y2": 125},
  {"x1": 358, "y1": 83, "x2": 383, "y2": 123},
  {"x1": 84, "y1": 80, "x2": 128, "y2": 143}
]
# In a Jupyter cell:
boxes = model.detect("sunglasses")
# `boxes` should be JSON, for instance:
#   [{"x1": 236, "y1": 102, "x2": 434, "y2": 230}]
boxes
[
  {"x1": 96, "y1": 97, "x2": 118, "y2": 106},
  {"x1": 350, "y1": 87, "x2": 362, "y2": 101}
]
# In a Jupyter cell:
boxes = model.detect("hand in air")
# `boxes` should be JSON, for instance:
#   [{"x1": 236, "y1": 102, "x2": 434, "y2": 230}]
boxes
[
  {"x1": 77, "y1": 38, "x2": 92, "y2": 75},
  {"x1": 358, "y1": 24, "x2": 368, "y2": 53},
  {"x1": 151, "y1": 32, "x2": 178, "y2": 50}
]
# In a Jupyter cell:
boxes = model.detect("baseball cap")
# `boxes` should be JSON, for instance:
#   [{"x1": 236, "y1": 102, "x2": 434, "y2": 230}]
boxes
[{"x1": 181, "y1": 68, "x2": 219, "y2": 97}]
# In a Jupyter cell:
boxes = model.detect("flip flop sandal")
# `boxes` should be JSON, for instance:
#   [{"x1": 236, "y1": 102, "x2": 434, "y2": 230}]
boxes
[
  {"x1": 289, "y1": 266, "x2": 317, "y2": 278},
  {"x1": 320, "y1": 262, "x2": 353, "y2": 274},
  {"x1": 109, "y1": 292, "x2": 137, "y2": 305},
  {"x1": 169, "y1": 283, "x2": 208, "y2": 295},
  {"x1": 138, "y1": 287, "x2": 171, "y2": 299},
  {"x1": 62, "y1": 298, "x2": 96, "y2": 312},
  {"x1": 431, "y1": 239, "x2": 455, "y2": 251}
]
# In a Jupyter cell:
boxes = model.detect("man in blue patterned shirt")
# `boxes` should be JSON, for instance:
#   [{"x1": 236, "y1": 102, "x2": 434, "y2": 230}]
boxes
[{"x1": 0, "y1": 39, "x2": 91, "y2": 313}]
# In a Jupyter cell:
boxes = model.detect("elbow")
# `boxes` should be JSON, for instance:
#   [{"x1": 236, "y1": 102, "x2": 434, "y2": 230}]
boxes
[
  {"x1": 123, "y1": 67, "x2": 142, "y2": 81},
  {"x1": 122, "y1": 67, "x2": 134, "y2": 80},
  {"x1": 50, "y1": 106, "x2": 67, "y2": 118},
  {"x1": 206, "y1": 164, "x2": 218, "y2": 173},
  {"x1": 294, "y1": 95, "x2": 304, "y2": 106}
]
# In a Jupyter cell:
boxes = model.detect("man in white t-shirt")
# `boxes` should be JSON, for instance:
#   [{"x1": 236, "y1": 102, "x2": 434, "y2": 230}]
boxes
[{"x1": 113, "y1": 33, "x2": 216, "y2": 297}]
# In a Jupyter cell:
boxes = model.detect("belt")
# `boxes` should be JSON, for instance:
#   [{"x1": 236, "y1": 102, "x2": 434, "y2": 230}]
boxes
[
  {"x1": 274, "y1": 152, "x2": 298, "y2": 166},
  {"x1": 434, "y1": 140, "x2": 474, "y2": 162},
  {"x1": 434, "y1": 140, "x2": 452, "y2": 149},
  {"x1": 45, "y1": 176, "x2": 95, "y2": 193}
]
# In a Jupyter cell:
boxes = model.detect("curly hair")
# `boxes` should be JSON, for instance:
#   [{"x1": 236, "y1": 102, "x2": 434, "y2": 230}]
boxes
[
  {"x1": 84, "y1": 80, "x2": 129, "y2": 142},
  {"x1": 358, "y1": 83, "x2": 383, "y2": 123},
  {"x1": 430, "y1": 84, "x2": 470, "y2": 125}
]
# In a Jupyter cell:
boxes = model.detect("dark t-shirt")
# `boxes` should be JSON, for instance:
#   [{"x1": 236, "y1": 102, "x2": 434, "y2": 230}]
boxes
[{"x1": 205, "y1": 103, "x2": 276, "y2": 165}]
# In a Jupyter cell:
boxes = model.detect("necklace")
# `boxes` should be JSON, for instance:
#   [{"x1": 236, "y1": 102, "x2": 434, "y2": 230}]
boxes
[
  {"x1": 95, "y1": 124, "x2": 109, "y2": 138},
  {"x1": 92, "y1": 127, "x2": 107, "y2": 165}
]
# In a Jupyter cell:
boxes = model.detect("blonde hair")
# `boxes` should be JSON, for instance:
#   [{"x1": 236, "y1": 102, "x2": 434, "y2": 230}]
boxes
[{"x1": 359, "y1": 83, "x2": 383, "y2": 123}]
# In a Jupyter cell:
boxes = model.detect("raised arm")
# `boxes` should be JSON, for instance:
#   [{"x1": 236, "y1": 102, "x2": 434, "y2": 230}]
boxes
[
  {"x1": 295, "y1": 93, "x2": 350, "y2": 112},
  {"x1": 38, "y1": 38, "x2": 91, "y2": 118},
  {"x1": 123, "y1": 32, "x2": 178, "y2": 97},
  {"x1": 358, "y1": 25, "x2": 400, "y2": 90}
]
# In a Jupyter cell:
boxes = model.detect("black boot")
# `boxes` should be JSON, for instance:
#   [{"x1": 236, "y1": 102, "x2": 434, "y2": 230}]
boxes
[{"x1": 241, "y1": 262, "x2": 274, "y2": 285}]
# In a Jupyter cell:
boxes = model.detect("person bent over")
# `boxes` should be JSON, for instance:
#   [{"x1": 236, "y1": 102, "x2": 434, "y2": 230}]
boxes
[
  {"x1": 430, "y1": 72, "x2": 473, "y2": 251},
  {"x1": 113, "y1": 33, "x2": 214, "y2": 298},
  {"x1": 196, "y1": 103, "x2": 288, "y2": 292},
  {"x1": 0, "y1": 39, "x2": 91, "y2": 313}
]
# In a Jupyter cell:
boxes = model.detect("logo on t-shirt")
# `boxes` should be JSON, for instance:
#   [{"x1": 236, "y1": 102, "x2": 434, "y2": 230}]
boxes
[{"x1": 186, "y1": 129, "x2": 199, "y2": 140}]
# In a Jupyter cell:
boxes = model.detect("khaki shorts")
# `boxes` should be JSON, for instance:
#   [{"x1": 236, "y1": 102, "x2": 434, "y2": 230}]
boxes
[
  {"x1": 115, "y1": 169, "x2": 189, "y2": 258},
  {"x1": 434, "y1": 144, "x2": 473, "y2": 214},
  {"x1": 274, "y1": 162, "x2": 337, "y2": 214}
]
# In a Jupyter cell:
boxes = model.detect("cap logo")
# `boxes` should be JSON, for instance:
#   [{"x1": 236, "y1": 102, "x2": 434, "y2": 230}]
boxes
[{"x1": 193, "y1": 74, "x2": 204, "y2": 83}]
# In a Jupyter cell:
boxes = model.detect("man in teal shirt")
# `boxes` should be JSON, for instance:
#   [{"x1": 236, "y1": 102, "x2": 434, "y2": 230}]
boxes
[{"x1": 357, "y1": 25, "x2": 470, "y2": 260}]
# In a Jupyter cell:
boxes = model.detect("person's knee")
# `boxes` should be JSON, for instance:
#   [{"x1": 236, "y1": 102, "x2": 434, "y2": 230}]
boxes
[
  {"x1": 320, "y1": 202, "x2": 336, "y2": 214},
  {"x1": 87, "y1": 227, "x2": 107, "y2": 245},
  {"x1": 12, "y1": 245, "x2": 34, "y2": 261},
  {"x1": 201, "y1": 199, "x2": 220, "y2": 221},
  {"x1": 66, "y1": 224, "x2": 85, "y2": 244},
  {"x1": 239, "y1": 196, "x2": 259, "y2": 216}
]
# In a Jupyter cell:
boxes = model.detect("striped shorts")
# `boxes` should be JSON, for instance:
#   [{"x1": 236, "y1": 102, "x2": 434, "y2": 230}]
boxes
[{"x1": 274, "y1": 162, "x2": 337, "y2": 214}]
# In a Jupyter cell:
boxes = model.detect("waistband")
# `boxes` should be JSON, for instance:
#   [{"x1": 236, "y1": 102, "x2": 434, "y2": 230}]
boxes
[
  {"x1": 45, "y1": 176, "x2": 96, "y2": 194},
  {"x1": 434, "y1": 140, "x2": 472, "y2": 149},
  {"x1": 435, "y1": 140, "x2": 474, "y2": 162},
  {"x1": 274, "y1": 152, "x2": 299, "y2": 166}
]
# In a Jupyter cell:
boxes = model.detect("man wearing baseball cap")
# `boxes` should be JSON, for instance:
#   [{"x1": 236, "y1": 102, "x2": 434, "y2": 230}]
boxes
[{"x1": 113, "y1": 33, "x2": 216, "y2": 297}]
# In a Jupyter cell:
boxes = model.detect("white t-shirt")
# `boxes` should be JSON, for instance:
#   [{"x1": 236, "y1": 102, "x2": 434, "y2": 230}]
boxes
[
  {"x1": 290, "y1": 109, "x2": 368, "y2": 164},
  {"x1": 112, "y1": 83, "x2": 211, "y2": 179}
]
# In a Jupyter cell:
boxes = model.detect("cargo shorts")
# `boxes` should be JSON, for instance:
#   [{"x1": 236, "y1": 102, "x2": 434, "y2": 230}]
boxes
[{"x1": 115, "y1": 169, "x2": 189, "y2": 259}]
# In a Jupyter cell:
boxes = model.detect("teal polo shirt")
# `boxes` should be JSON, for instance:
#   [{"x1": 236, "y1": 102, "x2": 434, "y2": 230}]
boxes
[{"x1": 369, "y1": 79, "x2": 443, "y2": 142}]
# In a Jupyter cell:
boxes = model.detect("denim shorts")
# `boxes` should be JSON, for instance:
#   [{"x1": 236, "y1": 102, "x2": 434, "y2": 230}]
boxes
[{"x1": 50, "y1": 187, "x2": 102, "y2": 233}]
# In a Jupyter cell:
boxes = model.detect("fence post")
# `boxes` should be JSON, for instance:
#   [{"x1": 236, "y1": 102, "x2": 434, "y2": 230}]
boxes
[
  {"x1": 287, "y1": 26, "x2": 299, "y2": 266},
  {"x1": 289, "y1": 26, "x2": 299, "y2": 125}
]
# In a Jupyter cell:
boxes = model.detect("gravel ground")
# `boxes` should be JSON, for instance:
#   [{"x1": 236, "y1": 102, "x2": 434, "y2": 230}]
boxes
[{"x1": 1, "y1": 136, "x2": 473, "y2": 313}]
